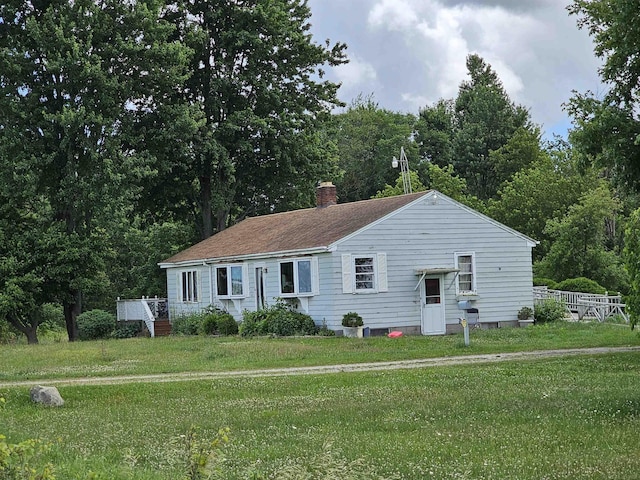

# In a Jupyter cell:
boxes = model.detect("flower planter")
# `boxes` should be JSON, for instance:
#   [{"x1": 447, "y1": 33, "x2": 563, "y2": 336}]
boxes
[
  {"x1": 518, "y1": 319, "x2": 534, "y2": 327},
  {"x1": 342, "y1": 326, "x2": 364, "y2": 338}
]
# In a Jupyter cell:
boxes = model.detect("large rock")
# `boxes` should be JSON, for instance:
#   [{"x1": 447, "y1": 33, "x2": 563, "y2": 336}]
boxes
[{"x1": 30, "y1": 385, "x2": 64, "y2": 407}]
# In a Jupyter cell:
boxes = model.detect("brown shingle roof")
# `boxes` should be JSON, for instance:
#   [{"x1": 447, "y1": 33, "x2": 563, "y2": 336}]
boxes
[{"x1": 161, "y1": 191, "x2": 429, "y2": 265}]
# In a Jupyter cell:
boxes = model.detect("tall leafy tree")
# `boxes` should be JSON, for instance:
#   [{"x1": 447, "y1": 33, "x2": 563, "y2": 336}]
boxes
[
  {"x1": 0, "y1": 0, "x2": 189, "y2": 340},
  {"x1": 452, "y1": 55, "x2": 532, "y2": 199},
  {"x1": 488, "y1": 140, "x2": 594, "y2": 260},
  {"x1": 149, "y1": 0, "x2": 347, "y2": 238},
  {"x1": 414, "y1": 99, "x2": 455, "y2": 167},
  {"x1": 330, "y1": 94, "x2": 418, "y2": 202},
  {"x1": 535, "y1": 184, "x2": 627, "y2": 291},
  {"x1": 624, "y1": 208, "x2": 640, "y2": 329},
  {"x1": 567, "y1": 0, "x2": 640, "y2": 192}
]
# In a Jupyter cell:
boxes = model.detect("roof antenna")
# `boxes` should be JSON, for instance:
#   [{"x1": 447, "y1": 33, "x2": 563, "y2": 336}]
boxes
[{"x1": 391, "y1": 147, "x2": 412, "y2": 194}]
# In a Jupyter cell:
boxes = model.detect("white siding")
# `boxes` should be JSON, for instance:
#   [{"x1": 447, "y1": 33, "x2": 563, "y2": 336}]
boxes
[
  {"x1": 164, "y1": 193, "x2": 534, "y2": 333},
  {"x1": 166, "y1": 266, "x2": 212, "y2": 320},
  {"x1": 319, "y1": 194, "x2": 534, "y2": 331}
]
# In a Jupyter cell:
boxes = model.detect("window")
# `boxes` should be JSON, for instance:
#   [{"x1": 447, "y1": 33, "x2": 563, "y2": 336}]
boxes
[
  {"x1": 455, "y1": 253, "x2": 476, "y2": 294},
  {"x1": 354, "y1": 256, "x2": 375, "y2": 291},
  {"x1": 180, "y1": 270, "x2": 198, "y2": 302},
  {"x1": 279, "y1": 258, "x2": 314, "y2": 296},
  {"x1": 341, "y1": 253, "x2": 388, "y2": 294},
  {"x1": 216, "y1": 265, "x2": 245, "y2": 298}
]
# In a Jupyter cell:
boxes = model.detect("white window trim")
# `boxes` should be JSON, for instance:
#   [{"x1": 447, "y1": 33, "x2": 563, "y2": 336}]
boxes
[
  {"x1": 342, "y1": 253, "x2": 388, "y2": 294},
  {"x1": 278, "y1": 257, "x2": 318, "y2": 298},
  {"x1": 214, "y1": 263, "x2": 249, "y2": 299},
  {"x1": 454, "y1": 252, "x2": 476, "y2": 295},
  {"x1": 177, "y1": 269, "x2": 200, "y2": 303}
]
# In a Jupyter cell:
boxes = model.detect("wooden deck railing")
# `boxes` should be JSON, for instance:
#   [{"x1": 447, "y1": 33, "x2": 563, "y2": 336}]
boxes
[
  {"x1": 533, "y1": 286, "x2": 628, "y2": 323},
  {"x1": 116, "y1": 297, "x2": 168, "y2": 338}
]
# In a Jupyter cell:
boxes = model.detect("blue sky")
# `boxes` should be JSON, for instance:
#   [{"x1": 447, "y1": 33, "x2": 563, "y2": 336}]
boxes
[{"x1": 307, "y1": 0, "x2": 605, "y2": 140}]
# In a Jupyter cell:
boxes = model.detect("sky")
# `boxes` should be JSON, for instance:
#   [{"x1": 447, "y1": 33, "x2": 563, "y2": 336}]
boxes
[{"x1": 306, "y1": 0, "x2": 606, "y2": 139}]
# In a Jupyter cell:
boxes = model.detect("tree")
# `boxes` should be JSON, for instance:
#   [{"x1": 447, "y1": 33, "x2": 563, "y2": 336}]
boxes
[
  {"x1": 148, "y1": 0, "x2": 347, "y2": 238},
  {"x1": 414, "y1": 99, "x2": 455, "y2": 166},
  {"x1": 567, "y1": 0, "x2": 640, "y2": 193},
  {"x1": 373, "y1": 171, "x2": 426, "y2": 198},
  {"x1": 535, "y1": 184, "x2": 627, "y2": 292},
  {"x1": 331, "y1": 94, "x2": 418, "y2": 202},
  {"x1": 452, "y1": 54, "x2": 532, "y2": 199},
  {"x1": 0, "y1": 0, "x2": 190, "y2": 340},
  {"x1": 488, "y1": 141, "x2": 595, "y2": 260},
  {"x1": 623, "y1": 208, "x2": 640, "y2": 329}
]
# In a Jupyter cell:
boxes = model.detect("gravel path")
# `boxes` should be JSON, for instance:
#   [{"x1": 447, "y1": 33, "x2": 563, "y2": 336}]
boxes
[{"x1": 1, "y1": 345, "x2": 639, "y2": 388}]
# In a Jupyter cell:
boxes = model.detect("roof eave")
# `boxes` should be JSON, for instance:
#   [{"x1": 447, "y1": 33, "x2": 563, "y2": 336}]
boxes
[{"x1": 158, "y1": 246, "x2": 331, "y2": 269}]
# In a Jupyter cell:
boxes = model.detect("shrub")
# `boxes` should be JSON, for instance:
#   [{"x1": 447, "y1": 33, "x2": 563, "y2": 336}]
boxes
[
  {"x1": 216, "y1": 314, "x2": 239, "y2": 336},
  {"x1": 172, "y1": 313, "x2": 205, "y2": 335},
  {"x1": 0, "y1": 321, "x2": 18, "y2": 344},
  {"x1": 38, "y1": 303, "x2": 66, "y2": 333},
  {"x1": 534, "y1": 299, "x2": 566, "y2": 324},
  {"x1": 195, "y1": 310, "x2": 238, "y2": 336},
  {"x1": 533, "y1": 277, "x2": 558, "y2": 289},
  {"x1": 200, "y1": 314, "x2": 218, "y2": 335},
  {"x1": 240, "y1": 309, "x2": 269, "y2": 336},
  {"x1": 517, "y1": 306, "x2": 534, "y2": 320},
  {"x1": 77, "y1": 309, "x2": 116, "y2": 340},
  {"x1": 341, "y1": 312, "x2": 363, "y2": 327},
  {"x1": 111, "y1": 322, "x2": 142, "y2": 339},
  {"x1": 555, "y1": 277, "x2": 607, "y2": 294},
  {"x1": 240, "y1": 301, "x2": 317, "y2": 337}
]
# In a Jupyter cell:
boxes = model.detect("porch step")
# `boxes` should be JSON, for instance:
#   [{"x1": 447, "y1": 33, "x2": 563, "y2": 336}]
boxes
[{"x1": 154, "y1": 319, "x2": 172, "y2": 337}]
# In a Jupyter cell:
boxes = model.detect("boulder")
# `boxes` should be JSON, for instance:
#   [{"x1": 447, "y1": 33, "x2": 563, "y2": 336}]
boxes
[{"x1": 30, "y1": 385, "x2": 64, "y2": 407}]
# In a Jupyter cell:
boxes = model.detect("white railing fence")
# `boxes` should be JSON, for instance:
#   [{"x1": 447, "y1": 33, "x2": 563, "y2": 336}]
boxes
[
  {"x1": 116, "y1": 297, "x2": 168, "y2": 338},
  {"x1": 533, "y1": 286, "x2": 628, "y2": 323}
]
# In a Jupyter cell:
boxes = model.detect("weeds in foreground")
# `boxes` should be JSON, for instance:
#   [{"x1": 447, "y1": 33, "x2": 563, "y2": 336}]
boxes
[
  {"x1": 0, "y1": 397, "x2": 56, "y2": 480},
  {"x1": 179, "y1": 426, "x2": 230, "y2": 480}
]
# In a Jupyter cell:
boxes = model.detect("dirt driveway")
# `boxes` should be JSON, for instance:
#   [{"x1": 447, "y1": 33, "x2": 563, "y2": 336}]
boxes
[{"x1": 1, "y1": 345, "x2": 639, "y2": 389}]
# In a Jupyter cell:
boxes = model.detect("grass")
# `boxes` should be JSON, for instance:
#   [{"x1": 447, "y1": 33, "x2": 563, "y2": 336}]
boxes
[
  {"x1": 1, "y1": 322, "x2": 639, "y2": 479},
  {"x1": 1, "y1": 321, "x2": 639, "y2": 382}
]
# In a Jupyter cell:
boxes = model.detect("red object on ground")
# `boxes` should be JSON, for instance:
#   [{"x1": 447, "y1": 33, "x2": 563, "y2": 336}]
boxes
[{"x1": 387, "y1": 331, "x2": 403, "y2": 338}]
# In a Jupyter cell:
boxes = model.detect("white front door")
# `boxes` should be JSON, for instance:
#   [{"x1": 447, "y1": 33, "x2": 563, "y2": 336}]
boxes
[{"x1": 421, "y1": 276, "x2": 446, "y2": 335}]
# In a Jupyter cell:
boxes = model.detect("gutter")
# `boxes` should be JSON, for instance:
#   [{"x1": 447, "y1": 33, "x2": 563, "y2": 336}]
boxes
[{"x1": 158, "y1": 246, "x2": 331, "y2": 269}]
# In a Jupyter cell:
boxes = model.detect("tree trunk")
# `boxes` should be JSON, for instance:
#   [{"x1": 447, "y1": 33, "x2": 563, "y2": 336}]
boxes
[
  {"x1": 200, "y1": 175, "x2": 213, "y2": 239},
  {"x1": 24, "y1": 326, "x2": 39, "y2": 345},
  {"x1": 7, "y1": 316, "x2": 39, "y2": 345},
  {"x1": 216, "y1": 207, "x2": 229, "y2": 233},
  {"x1": 64, "y1": 290, "x2": 82, "y2": 341}
]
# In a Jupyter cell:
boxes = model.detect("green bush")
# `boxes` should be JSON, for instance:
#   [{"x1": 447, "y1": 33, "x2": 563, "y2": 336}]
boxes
[
  {"x1": 533, "y1": 277, "x2": 558, "y2": 289},
  {"x1": 197, "y1": 310, "x2": 238, "y2": 336},
  {"x1": 77, "y1": 309, "x2": 116, "y2": 340},
  {"x1": 171, "y1": 313, "x2": 205, "y2": 336},
  {"x1": 0, "y1": 320, "x2": 18, "y2": 344},
  {"x1": 200, "y1": 314, "x2": 218, "y2": 335},
  {"x1": 534, "y1": 299, "x2": 567, "y2": 324},
  {"x1": 341, "y1": 312, "x2": 364, "y2": 327},
  {"x1": 111, "y1": 322, "x2": 142, "y2": 339},
  {"x1": 38, "y1": 303, "x2": 66, "y2": 333},
  {"x1": 240, "y1": 301, "x2": 317, "y2": 337},
  {"x1": 216, "y1": 314, "x2": 239, "y2": 336},
  {"x1": 240, "y1": 309, "x2": 269, "y2": 336},
  {"x1": 556, "y1": 277, "x2": 607, "y2": 294},
  {"x1": 517, "y1": 306, "x2": 534, "y2": 320}
]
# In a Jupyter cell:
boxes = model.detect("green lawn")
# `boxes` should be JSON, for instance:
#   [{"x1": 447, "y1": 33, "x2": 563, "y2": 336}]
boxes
[
  {"x1": 1, "y1": 322, "x2": 639, "y2": 382},
  {"x1": 1, "y1": 322, "x2": 640, "y2": 479}
]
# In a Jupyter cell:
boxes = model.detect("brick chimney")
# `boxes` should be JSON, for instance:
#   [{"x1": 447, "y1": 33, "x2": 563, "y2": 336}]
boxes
[{"x1": 316, "y1": 181, "x2": 337, "y2": 208}]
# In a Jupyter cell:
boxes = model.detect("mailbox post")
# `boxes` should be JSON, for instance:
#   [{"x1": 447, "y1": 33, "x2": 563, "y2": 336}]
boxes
[{"x1": 457, "y1": 300, "x2": 474, "y2": 347}]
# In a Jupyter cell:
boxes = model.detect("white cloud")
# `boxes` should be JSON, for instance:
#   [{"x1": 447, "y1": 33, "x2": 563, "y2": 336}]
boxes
[
  {"x1": 307, "y1": 0, "x2": 604, "y2": 137},
  {"x1": 334, "y1": 55, "x2": 378, "y2": 90},
  {"x1": 368, "y1": 0, "x2": 420, "y2": 30}
]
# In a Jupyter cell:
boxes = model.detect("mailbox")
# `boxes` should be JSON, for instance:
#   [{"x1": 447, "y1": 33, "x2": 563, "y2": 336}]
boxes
[{"x1": 457, "y1": 300, "x2": 473, "y2": 310}]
